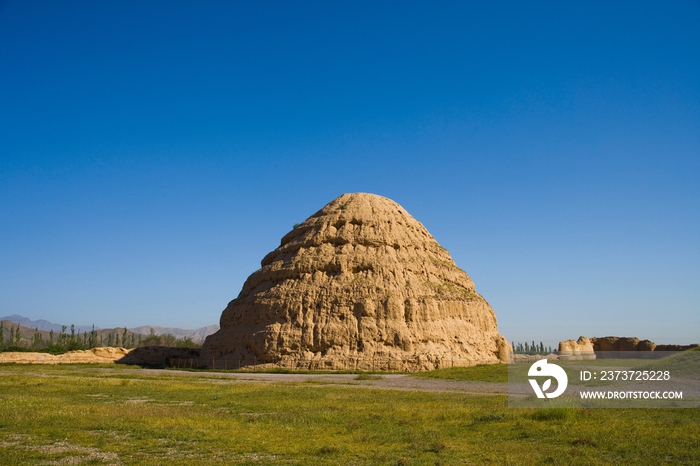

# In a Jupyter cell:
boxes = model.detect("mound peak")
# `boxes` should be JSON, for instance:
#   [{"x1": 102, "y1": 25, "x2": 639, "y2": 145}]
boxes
[{"x1": 201, "y1": 193, "x2": 509, "y2": 370}]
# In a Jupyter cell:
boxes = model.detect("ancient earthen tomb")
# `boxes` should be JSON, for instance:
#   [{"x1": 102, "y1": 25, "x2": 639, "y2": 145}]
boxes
[{"x1": 200, "y1": 193, "x2": 509, "y2": 370}]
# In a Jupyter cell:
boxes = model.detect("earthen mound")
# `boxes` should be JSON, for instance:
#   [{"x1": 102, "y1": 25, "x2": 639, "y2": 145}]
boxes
[
  {"x1": 557, "y1": 336, "x2": 700, "y2": 353},
  {"x1": 200, "y1": 193, "x2": 509, "y2": 370},
  {"x1": 0, "y1": 347, "x2": 130, "y2": 364},
  {"x1": 558, "y1": 336, "x2": 595, "y2": 360}
]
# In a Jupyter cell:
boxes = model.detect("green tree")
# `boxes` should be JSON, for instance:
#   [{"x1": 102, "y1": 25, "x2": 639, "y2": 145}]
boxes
[
  {"x1": 31, "y1": 328, "x2": 42, "y2": 350},
  {"x1": 142, "y1": 328, "x2": 160, "y2": 346},
  {"x1": 176, "y1": 337, "x2": 197, "y2": 349},
  {"x1": 89, "y1": 325, "x2": 97, "y2": 349},
  {"x1": 162, "y1": 334, "x2": 177, "y2": 346}
]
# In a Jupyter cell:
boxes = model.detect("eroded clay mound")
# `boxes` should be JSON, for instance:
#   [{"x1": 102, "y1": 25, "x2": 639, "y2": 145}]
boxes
[
  {"x1": 201, "y1": 193, "x2": 509, "y2": 370},
  {"x1": 557, "y1": 336, "x2": 700, "y2": 354},
  {"x1": 0, "y1": 347, "x2": 131, "y2": 364}
]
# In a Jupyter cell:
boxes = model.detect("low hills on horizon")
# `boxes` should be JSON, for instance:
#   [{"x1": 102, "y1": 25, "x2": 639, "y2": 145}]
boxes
[{"x1": 0, "y1": 314, "x2": 218, "y2": 344}]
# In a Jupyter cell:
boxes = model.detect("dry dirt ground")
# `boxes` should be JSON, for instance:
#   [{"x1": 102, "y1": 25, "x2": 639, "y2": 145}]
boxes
[{"x1": 84, "y1": 368, "x2": 511, "y2": 395}]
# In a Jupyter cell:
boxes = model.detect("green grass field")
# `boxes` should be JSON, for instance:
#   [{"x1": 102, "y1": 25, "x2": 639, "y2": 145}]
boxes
[
  {"x1": 412, "y1": 364, "x2": 508, "y2": 383},
  {"x1": 0, "y1": 364, "x2": 697, "y2": 465}
]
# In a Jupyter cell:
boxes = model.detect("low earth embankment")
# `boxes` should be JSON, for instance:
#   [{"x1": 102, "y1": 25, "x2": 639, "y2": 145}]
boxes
[
  {"x1": 0, "y1": 346, "x2": 200, "y2": 366},
  {"x1": 0, "y1": 347, "x2": 130, "y2": 364}
]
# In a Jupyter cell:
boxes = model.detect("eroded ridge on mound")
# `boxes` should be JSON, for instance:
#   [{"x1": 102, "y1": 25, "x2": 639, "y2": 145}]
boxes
[{"x1": 201, "y1": 193, "x2": 509, "y2": 370}]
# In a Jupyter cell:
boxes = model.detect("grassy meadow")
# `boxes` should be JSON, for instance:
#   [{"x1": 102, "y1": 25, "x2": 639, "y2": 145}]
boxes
[{"x1": 0, "y1": 364, "x2": 698, "y2": 465}]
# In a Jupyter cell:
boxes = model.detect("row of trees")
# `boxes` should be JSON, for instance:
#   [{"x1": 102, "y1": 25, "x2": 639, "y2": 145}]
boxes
[
  {"x1": 511, "y1": 341, "x2": 555, "y2": 355},
  {"x1": 0, "y1": 322, "x2": 22, "y2": 349},
  {"x1": 0, "y1": 322, "x2": 200, "y2": 354},
  {"x1": 139, "y1": 328, "x2": 199, "y2": 348}
]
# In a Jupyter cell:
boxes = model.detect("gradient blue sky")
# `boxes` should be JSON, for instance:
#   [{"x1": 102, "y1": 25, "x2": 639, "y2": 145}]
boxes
[{"x1": 1, "y1": 1, "x2": 698, "y2": 345}]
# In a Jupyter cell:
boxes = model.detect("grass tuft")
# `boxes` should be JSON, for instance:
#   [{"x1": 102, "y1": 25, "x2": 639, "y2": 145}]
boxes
[
  {"x1": 571, "y1": 436, "x2": 598, "y2": 447},
  {"x1": 318, "y1": 444, "x2": 341, "y2": 454},
  {"x1": 427, "y1": 441, "x2": 447, "y2": 453},
  {"x1": 531, "y1": 408, "x2": 576, "y2": 422},
  {"x1": 473, "y1": 413, "x2": 506, "y2": 423}
]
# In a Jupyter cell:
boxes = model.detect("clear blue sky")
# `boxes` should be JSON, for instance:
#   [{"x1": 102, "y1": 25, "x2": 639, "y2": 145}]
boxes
[{"x1": 1, "y1": 1, "x2": 698, "y2": 346}]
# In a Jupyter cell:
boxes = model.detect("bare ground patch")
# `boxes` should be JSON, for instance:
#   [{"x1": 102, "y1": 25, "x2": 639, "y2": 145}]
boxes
[{"x1": 0, "y1": 433, "x2": 123, "y2": 465}]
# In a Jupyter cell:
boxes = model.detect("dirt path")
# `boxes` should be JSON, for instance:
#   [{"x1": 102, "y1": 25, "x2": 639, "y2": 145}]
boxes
[
  {"x1": 82, "y1": 368, "x2": 510, "y2": 395},
  {"x1": 5, "y1": 365, "x2": 527, "y2": 395}
]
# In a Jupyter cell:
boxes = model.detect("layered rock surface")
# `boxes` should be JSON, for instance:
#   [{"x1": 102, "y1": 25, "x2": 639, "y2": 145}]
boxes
[
  {"x1": 201, "y1": 193, "x2": 509, "y2": 370},
  {"x1": 591, "y1": 336, "x2": 656, "y2": 352},
  {"x1": 557, "y1": 336, "x2": 700, "y2": 353},
  {"x1": 558, "y1": 336, "x2": 595, "y2": 360}
]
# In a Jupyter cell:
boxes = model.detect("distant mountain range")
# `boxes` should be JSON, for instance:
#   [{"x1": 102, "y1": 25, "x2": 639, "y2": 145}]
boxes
[
  {"x1": 0, "y1": 314, "x2": 218, "y2": 343},
  {"x1": 0, "y1": 314, "x2": 96, "y2": 333}
]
